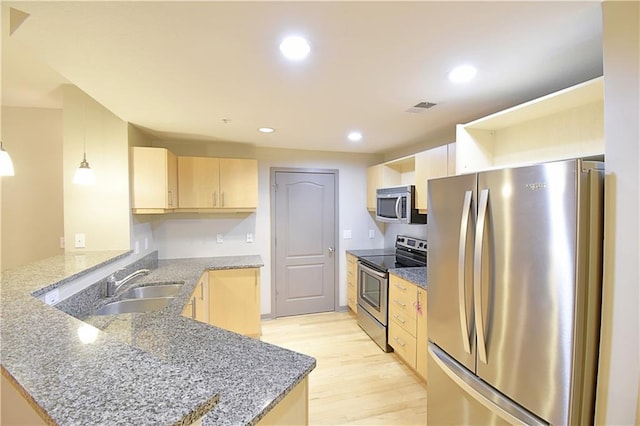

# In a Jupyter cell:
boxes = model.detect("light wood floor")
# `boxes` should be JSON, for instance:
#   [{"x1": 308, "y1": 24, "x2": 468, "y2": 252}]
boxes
[{"x1": 261, "y1": 311, "x2": 427, "y2": 425}]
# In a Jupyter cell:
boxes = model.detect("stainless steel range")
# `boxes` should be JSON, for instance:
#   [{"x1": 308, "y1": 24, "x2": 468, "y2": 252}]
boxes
[{"x1": 357, "y1": 235, "x2": 427, "y2": 352}]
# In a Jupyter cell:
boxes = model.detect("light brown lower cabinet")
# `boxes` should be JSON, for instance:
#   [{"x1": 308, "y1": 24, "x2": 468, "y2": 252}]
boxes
[
  {"x1": 183, "y1": 272, "x2": 209, "y2": 323},
  {"x1": 209, "y1": 268, "x2": 261, "y2": 338},
  {"x1": 183, "y1": 268, "x2": 261, "y2": 338},
  {"x1": 346, "y1": 253, "x2": 358, "y2": 314},
  {"x1": 388, "y1": 274, "x2": 427, "y2": 382},
  {"x1": 256, "y1": 377, "x2": 309, "y2": 425}
]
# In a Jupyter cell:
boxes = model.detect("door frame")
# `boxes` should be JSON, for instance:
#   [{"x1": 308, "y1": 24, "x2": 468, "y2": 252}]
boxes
[{"x1": 269, "y1": 167, "x2": 339, "y2": 318}]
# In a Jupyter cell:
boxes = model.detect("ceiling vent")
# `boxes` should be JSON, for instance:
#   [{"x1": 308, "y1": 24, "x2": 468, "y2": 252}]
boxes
[{"x1": 405, "y1": 101, "x2": 437, "y2": 113}]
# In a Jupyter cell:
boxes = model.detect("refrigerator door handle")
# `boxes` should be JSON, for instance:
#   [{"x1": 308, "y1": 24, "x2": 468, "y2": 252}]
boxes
[
  {"x1": 474, "y1": 188, "x2": 489, "y2": 364},
  {"x1": 429, "y1": 343, "x2": 548, "y2": 426},
  {"x1": 458, "y1": 190, "x2": 473, "y2": 354}
]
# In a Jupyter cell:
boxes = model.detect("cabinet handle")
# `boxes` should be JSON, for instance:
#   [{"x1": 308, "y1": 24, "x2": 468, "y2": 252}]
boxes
[
  {"x1": 393, "y1": 336, "x2": 407, "y2": 347},
  {"x1": 200, "y1": 282, "x2": 204, "y2": 301},
  {"x1": 395, "y1": 282, "x2": 407, "y2": 291},
  {"x1": 221, "y1": 192, "x2": 225, "y2": 207},
  {"x1": 393, "y1": 314, "x2": 406, "y2": 324},
  {"x1": 394, "y1": 299, "x2": 407, "y2": 308},
  {"x1": 168, "y1": 190, "x2": 173, "y2": 207},
  {"x1": 191, "y1": 297, "x2": 196, "y2": 319}
]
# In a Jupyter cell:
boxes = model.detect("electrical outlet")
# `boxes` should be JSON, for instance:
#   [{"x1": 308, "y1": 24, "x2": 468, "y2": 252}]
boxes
[
  {"x1": 74, "y1": 233, "x2": 86, "y2": 248},
  {"x1": 134, "y1": 241, "x2": 140, "y2": 254},
  {"x1": 216, "y1": 234, "x2": 224, "y2": 243},
  {"x1": 369, "y1": 229, "x2": 375, "y2": 239},
  {"x1": 144, "y1": 237, "x2": 149, "y2": 250},
  {"x1": 59, "y1": 237, "x2": 65, "y2": 249},
  {"x1": 44, "y1": 289, "x2": 60, "y2": 306},
  {"x1": 246, "y1": 233, "x2": 254, "y2": 243}
]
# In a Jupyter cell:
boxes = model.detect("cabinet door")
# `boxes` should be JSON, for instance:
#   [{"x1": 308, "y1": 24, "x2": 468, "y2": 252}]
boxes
[
  {"x1": 447, "y1": 143, "x2": 456, "y2": 176},
  {"x1": 366, "y1": 165, "x2": 382, "y2": 211},
  {"x1": 416, "y1": 287, "x2": 427, "y2": 381},
  {"x1": 167, "y1": 150, "x2": 178, "y2": 207},
  {"x1": 194, "y1": 272, "x2": 209, "y2": 324},
  {"x1": 346, "y1": 254, "x2": 358, "y2": 313},
  {"x1": 415, "y1": 145, "x2": 448, "y2": 211},
  {"x1": 209, "y1": 268, "x2": 261, "y2": 337},
  {"x1": 219, "y1": 158, "x2": 258, "y2": 208},
  {"x1": 131, "y1": 147, "x2": 176, "y2": 211},
  {"x1": 178, "y1": 156, "x2": 220, "y2": 208}
]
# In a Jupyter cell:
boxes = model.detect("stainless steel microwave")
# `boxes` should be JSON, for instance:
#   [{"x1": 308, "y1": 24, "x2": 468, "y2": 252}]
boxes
[{"x1": 375, "y1": 185, "x2": 426, "y2": 224}]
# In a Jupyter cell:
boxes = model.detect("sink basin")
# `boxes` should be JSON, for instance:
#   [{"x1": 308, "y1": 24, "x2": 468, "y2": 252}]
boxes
[
  {"x1": 118, "y1": 284, "x2": 183, "y2": 299},
  {"x1": 94, "y1": 297, "x2": 173, "y2": 315}
]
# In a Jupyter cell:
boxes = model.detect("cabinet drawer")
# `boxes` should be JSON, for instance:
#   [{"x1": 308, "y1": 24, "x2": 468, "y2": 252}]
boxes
[
  {"x1": 389, "y1": 319, "x2": 417, "y2": 368},
  {"x1": 390, "y1": 309, "x2": 416, "y2": 336},
  {"x1": 389, "y1": 287, "x2": 416, "y2": 322}
]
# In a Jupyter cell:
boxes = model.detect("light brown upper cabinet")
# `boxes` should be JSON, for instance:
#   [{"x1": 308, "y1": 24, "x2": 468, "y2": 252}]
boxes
[
  {"x1": 131, "y1": 147, "x2": 178, "y2": 214},
  {"x1": 414, "y1": 144, "x2": 448, "y2": 212},
  {"x1": 178, "y1": 157, "x2": 258, "y2": 210},
  {"x1": 456, "y1": 77, "x2": 603, "y2": 174}
]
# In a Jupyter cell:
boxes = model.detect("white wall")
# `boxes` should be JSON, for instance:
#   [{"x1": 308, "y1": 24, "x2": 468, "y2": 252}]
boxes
[
  {"x1": 139, "y1": 140, "x2": 384, "y2": 315},
  {"x1": 62, "y1": 85, "x2": 130, "y2": 252},
  {"x1": 1, "y1": 107, "x2": 64, "y2": 270},
  {"x1": 596, "y1": 2, "x2": 640, "y2": 424}
]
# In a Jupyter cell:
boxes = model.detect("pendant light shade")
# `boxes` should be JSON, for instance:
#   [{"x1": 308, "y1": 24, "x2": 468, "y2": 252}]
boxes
[
  {"x1": 0, "y1": 141, "x2": 15, "y2": 176},
  {"x1": 73, "y1": 152, "x2": 96, "y2": 185}
]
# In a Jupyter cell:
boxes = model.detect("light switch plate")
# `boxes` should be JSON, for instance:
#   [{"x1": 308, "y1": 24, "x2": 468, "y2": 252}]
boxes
[
  {"x1": 343, "y1": 230, "x2": 352, "y2": 239},
  {"x1": 246, "y1": 233, "x2": 254, "y2": 243},
  {"x1": 369, "y1": 229, "x2": 375, "y2": 239},
  {"x1": 216, "y1": 234, "x2": 224, "y2": 243}
]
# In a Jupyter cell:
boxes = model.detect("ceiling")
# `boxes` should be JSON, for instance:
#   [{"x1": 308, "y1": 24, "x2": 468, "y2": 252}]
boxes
[{"x1": 1, "y1": 1, "x2": 603, "y2": 155}]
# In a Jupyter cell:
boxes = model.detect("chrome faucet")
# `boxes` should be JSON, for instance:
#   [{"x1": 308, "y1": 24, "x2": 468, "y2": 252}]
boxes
[{"x1": 106, "y1": 269, "x2": 150, "y2": 297}]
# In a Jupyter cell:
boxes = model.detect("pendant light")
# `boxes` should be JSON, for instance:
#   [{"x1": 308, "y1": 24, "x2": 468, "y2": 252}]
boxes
[
  {"x1": 73, "y1": 104, "x2": 96, "y2": 185},
  {"x1": 0, "y1": 141, "x2": 15, "y2": 176}
]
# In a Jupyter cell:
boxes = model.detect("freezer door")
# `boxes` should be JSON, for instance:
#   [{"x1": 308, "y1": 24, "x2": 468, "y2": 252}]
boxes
[
  {"x1": 427, "y1": 173, "x2": 476, "y2": 372},
  {"x1": 428, "y1": 343, "x2": 547, "y2": 426},
  {"x1": 474, "y1": 160, "x2": 580, "y2": 425}
]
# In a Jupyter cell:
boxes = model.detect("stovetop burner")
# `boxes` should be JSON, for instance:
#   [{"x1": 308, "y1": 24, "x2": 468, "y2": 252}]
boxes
[{"x1": 359, "y1": 235, "x2": 427, "y2": 272}]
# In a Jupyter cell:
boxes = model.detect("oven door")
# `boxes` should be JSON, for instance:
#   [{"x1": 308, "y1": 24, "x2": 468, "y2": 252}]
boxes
[{"x1": 357, "y1": 261, "x2": 388, "y2": 325}]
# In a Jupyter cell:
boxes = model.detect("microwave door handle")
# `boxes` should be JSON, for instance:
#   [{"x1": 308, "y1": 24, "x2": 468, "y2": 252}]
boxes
[
  {"x1": 474, "y1": 188, "x2": 489, "y2": 364},
  {"x1": 458, "y1": 190, "x2": 473, "y2": 354},
  {"x1": 395, "y1": 196, "x2": 402, "y2": 219}
]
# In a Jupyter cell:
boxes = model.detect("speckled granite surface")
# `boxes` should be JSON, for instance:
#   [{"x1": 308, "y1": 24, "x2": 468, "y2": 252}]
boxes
[
  {"x1": 388, "y1": 267, "x2": 427, "y2": 289},
  {"x1": 1, "y1": 252, "x2": 316, "y2": 426},
  {"x1": 346, "y1": 248, "x2": 396, "y2": 257}
]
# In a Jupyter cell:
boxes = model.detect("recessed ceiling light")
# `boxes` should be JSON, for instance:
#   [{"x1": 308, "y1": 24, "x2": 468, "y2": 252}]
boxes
[
  {"x1": 448, "y1": 65, "x2": 477, "y2": 84},
  {"x1": 258, "y1": 127, "x2": 275, "y2": 133},
  {"x1": 279, "y1": 36, "x2": 310, "y2": 61},
  {"x1": 348, "y1": 131, "x2": 363, "y2": 142}
]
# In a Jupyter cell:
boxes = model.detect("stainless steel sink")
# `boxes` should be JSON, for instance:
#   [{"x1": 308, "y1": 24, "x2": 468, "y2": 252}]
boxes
[
  {"x1": 93, "y1": 297, "x2": 173, "y2": 315},
  {"x1": 118, "y1": 284, "x2": 183, "y2": 300}
]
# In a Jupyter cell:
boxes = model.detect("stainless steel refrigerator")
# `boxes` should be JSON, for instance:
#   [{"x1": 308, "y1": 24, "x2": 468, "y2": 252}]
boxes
[{"x1": 426, "y1": 158, "x2": 604, "y2": 425}]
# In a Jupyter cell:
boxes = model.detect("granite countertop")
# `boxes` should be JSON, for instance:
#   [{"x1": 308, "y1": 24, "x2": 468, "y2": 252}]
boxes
[
  {"x1": 346, "y1": 248, "x2": 396, "y2": 257},
  {"x1": 0, "y1": 252, "x2": 315, "y2": 426},
  {"x1": 388, "y1": 267, "x2": 427, "y2": 289}
]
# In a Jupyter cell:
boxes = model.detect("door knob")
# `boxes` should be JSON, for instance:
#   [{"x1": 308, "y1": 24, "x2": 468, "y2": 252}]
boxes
[{"x1": 328, "y1": 247, "x2": 335, "y2": 256}]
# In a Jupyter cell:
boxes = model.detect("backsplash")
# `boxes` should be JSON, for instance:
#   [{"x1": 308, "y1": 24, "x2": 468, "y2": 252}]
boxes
[
  {"x1": 384, "y1": 222, "x2": 428, "y2": 247},
  {"x1": 56, "y1": 251, "x2": 158, "y2": 318}
]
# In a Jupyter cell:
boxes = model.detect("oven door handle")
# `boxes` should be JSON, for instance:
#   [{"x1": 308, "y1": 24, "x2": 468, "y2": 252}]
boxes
[{"x1": 358, "y1": 261, "x2": 387, "y2": 279}]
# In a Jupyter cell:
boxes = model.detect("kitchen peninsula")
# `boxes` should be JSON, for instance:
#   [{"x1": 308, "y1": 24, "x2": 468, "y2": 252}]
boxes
[{"x1": 0, "y1": 251, "x2": 315, "y2": 425}]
